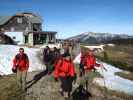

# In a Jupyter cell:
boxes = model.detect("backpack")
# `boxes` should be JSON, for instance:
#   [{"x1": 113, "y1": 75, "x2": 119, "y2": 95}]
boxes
[{"x1": 15, "y1": 53, "x2": 28, "y2": 61}]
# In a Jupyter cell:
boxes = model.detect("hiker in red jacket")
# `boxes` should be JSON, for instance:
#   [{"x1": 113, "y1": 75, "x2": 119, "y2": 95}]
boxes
[
  {"x1": 54, "y1": 53, "x2": 75, "y2": 99},
  {"x1": 12, "y1": 48, "x2": 29, "y2": 91},
  {"x1": 79, "y1": 49, "x2": 101, "y2": 90},
  {"x1": 84, "y1": 49, "x2": 100, "y2": 71}
]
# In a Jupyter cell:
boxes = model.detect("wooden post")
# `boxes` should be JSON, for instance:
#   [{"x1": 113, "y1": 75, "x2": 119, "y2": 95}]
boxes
[
  {"x1": 46, "y1": 33, "x2": 49, "y2": 44},
  {"x1": 28, "y1": 33, "x2": 34, "y2": 46}
]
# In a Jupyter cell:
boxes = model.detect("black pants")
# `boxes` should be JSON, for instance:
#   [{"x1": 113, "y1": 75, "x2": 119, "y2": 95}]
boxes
[
  {"x1": 60, "y1": 76, "x2": 73, "y2": 92},
  {"x1": 79, "y1": 63, "x2": 85, "y2": 77}
]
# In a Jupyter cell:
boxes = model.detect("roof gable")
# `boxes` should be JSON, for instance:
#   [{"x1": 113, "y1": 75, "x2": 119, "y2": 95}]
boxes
[
  {"x1": 0, "y1": 13, "x2": 42, "y2": 26},
  {"x1": 0, "y1": 16, "x2": 12, "y2": 25},
  {"x1": 29, "y1": 16, "x2": 42, "y2": 23}
]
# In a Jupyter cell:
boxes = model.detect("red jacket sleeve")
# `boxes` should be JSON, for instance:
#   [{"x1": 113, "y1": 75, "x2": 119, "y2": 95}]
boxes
[
  {"x1": 54, "y1": 66, "x2": 59, "y2": 78},
  {"x1": 54, "y1": 59, "x2": 62, "y2": 78},
  {"x1": 93, "y1": 57, "x2": 96, "y2": 66},
  {"x1": 95, "y1": 63, "x2": 101, "y2": 67},
  {"x1": 69, "y1": 63, "x2": 75, "y2": 77}
]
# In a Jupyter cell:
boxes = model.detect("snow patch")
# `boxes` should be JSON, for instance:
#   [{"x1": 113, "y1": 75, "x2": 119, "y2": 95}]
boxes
[{"x1": 0, "y1": 45, "x2": 45, "y2": 75}]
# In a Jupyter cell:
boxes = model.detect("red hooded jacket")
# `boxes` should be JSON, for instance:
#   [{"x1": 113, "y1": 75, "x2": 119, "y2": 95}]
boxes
[
  {"x1": 84, "y1": 54, "x2": 100, "y2": 70},
  {"x1": 13, "y1": 53, "x2": 29, "y2": 71},
  {"x1": 54, "y1": 58, "x2": 75, "y2": 78}
]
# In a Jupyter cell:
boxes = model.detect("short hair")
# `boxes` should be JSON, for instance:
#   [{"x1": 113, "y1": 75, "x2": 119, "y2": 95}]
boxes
[
  {"x1": 62, "y1": 52, "x2": 71, "y2": 57},
  {"x1": 19, "y1": 48, "x2": 24, "y2": 51},
  {"x1": 46, "y1": 46, "x2": 49, "y2": 48}
]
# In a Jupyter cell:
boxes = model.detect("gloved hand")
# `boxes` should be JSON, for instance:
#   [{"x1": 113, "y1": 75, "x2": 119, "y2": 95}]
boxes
[
  {"x1": 54, "y1": 77, "x2": 58, "y2": 82},
  {"x1": 12, "y1": 67, "x2": 17, "y2": 73},
  {"x1": 72, "y1": 73, "x2": 77, "y2": 84},
  {"x1": 93, "y1": 67, "x2": 97, "y2": 72}
]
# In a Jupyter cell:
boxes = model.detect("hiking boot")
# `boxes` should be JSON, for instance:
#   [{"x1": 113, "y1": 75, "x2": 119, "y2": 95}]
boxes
[
  {"x1": 59, "y1": 91, "x2": 64, "y2": 96},
  {"x1": 63, "y1": 92, "x2": 69, "y2": 98},
  {"x1": 59, "y1": 88, "x2": 63, "y2": 96}
]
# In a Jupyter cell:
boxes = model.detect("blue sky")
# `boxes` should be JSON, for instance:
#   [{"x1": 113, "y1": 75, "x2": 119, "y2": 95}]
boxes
[{"x1": 0, "y1": 0, "x2": 133, "y2": 38}]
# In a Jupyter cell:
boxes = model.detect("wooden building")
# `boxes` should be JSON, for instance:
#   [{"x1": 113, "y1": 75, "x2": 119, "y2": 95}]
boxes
[{"x1": 0, "y1": 12, "x2": 57, "y2": 46}]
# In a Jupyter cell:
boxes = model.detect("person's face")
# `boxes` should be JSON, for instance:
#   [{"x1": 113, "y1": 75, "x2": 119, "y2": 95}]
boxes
[
  {"x1": 19, "y1": 49, "x2": 24, "y2": 55},
  {"x1": 65, "y1": 56, "x2": 71, "y2": 60},
  {"x1": 51, "y1": 48, "x2": 54, "y2": 51},
  {"x1": 88, "y1": 51, "x2": 93, "y2": 56}
]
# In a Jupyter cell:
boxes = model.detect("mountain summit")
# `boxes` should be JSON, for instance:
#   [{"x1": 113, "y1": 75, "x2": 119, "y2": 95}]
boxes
[{"x1": 67, "y1": 32, "x2": 130, "y2": 44}]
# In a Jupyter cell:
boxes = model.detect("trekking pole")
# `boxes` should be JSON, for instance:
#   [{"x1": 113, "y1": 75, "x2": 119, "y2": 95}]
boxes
[
  {"x1": 101, "y1": 64, "x2": 106, "y2": 86},
  {"x1": 96, "y1": 60, "x2": 108, "y2": 87},
  {"x1": 100, "y1": 63, "x2": 107, "y2": 72},
  {"x1": 97, "y1": 59, "x2": 108, "y2": 71},
  {"x1": 100, "y1": 63, "x2": 108, "y2": 99},
  {"x1": 97, "y1": 62, "x2": 107, "y2": 86}
]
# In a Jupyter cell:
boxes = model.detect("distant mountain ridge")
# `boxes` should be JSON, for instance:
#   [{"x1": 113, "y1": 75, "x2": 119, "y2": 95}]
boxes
[{"x1": 67, "y1": 32, "x2": 132, "y2": 44}]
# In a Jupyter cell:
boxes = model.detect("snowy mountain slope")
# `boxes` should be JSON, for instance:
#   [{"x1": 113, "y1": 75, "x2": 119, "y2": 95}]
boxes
[
  {"x1": 0, "y1": 45, "x2": 44, "y2": 75},
  {"x1": 68, "y1": 32, "x2": 129, "y2": 44}
]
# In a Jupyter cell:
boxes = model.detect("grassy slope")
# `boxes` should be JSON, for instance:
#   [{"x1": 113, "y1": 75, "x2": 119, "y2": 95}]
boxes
[
  {"x1": 95, "y1": 45, "x2": 133, "y2": 72},
  {"x1": 95, "y1": 44, "x2": 133, "y2": 82},
  {"x1": 115, "y1": 71, "x2": 133, "y2": 81}
]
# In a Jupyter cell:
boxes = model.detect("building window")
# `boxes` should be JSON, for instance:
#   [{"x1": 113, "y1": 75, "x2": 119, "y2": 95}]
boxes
[
  {"x1": 33, "y1": 24, "x2": 38, "y2": 31},
  {"x1": 17, "y1": 18, "x2": 22, "y2": 23}
]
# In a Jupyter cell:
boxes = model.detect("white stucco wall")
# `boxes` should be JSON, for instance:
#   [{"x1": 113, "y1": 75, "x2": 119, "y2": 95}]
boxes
[{"x1": 5, "y1": 32, "x2": 24, "y2": 45}]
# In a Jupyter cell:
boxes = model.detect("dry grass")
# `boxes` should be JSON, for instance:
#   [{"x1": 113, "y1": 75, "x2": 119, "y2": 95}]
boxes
[
  {"x1": 104, "y1": 45, "x2": 133, "y2": 64},
  {"x1": 95, "y1": 45, "x2": 133, "y2": 72},
  {"x1": 94, "y1": 84, "x2": 133, "y2": 100},
  {"x1": 0, "y1": 74, "x2": 27, "y2": 100},
  {"x1": 0, "y1": 72, "x2": 133, "y2": 100},
  {"x1": 115, "y1": 71, "x2": 133, "y2": 81}
]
